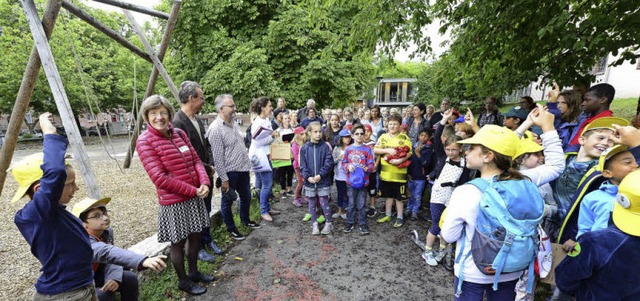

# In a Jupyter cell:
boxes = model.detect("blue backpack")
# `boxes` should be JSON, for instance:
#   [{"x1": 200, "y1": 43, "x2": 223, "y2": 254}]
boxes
[{"x1": 455, "y1": 178, "x2": 545, "y2": 296}]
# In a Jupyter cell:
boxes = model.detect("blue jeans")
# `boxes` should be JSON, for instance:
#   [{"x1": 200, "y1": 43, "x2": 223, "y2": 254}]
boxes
[
  {"x1": 220, "y1": 172, "x2": 252, "y2": 231},
  {"x1": 453, "y1": 277, "x2": 517, "y2": 301},
  {"x1": 255, "y1": 170, "x2": 273, "y2": 214},
  {"x1": 346, "y1": 186, "x2": 367, "y2": 225},
  {"x1": 407, "y1": 179, "x2": 426, "y2": 213},
  {"x1": 335, "y1": 180, "x2": 348, "y2": 209}
]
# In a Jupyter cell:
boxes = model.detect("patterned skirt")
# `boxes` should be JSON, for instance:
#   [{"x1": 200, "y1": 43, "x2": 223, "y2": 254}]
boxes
[{"x1": 157, "y1": 197, "x2": 210, "y2": 243}]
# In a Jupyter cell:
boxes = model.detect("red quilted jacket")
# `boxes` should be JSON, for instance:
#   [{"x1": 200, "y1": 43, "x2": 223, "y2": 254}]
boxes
[{"x1": 136, "y1": 124, "x2": 210, "y2": 206}]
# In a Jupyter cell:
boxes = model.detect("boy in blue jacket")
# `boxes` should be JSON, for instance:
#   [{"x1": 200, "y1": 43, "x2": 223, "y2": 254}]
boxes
[
  {"x1": 72, "y1": 197, "x2": 167, "y2": 301},
  {"x1": 300, "y1": 121, "x2": 334, "y2": 235},
  {"x1": 577, "y1": 144, "x2": 639, "y2": 238},
  {"x1": 556, "y1": 168, "x2": 640, "y2": 301},
  {"x1": 406, "y1": 128, "x2": 434, "y2": 221}
]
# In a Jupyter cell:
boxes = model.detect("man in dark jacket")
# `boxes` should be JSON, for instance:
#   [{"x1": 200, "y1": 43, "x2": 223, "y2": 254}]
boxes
[{"x1": 173, "y1": 81, "x2": 224, "y2": 262}]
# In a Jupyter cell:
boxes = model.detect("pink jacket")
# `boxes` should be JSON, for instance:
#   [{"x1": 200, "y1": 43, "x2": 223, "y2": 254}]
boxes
[
  {"x1": 136, "y1": 124, "x2": 210, "y2": 206},
  {"x1": 291, "y1": 140, "x2": 301, "y2": 169}
]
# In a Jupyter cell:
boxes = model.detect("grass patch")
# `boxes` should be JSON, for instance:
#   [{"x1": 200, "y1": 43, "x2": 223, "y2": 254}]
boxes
[{"x1": 139, "y1": 191, "x2": 262, "y2": 300}]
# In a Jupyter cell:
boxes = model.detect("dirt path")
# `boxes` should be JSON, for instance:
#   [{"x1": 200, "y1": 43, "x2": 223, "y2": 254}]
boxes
[{"x1": 198, "y1": 197, "x2": 454, "y2": 301}]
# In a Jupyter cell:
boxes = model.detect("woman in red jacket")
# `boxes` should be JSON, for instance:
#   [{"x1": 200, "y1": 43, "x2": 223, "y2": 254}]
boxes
[{"x1": 136, "y1": 95, "x2": 213, "y2": 296}]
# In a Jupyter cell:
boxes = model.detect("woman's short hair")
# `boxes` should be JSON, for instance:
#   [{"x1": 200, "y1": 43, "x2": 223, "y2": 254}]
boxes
[{"x1": 140, "y1": 95, "x2": 175, "y2": 123}]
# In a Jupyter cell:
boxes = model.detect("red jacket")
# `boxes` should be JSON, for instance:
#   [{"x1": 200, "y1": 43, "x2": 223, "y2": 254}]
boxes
[{"x1": 136, "y1": 124, "x2": 210, "y2": 206}]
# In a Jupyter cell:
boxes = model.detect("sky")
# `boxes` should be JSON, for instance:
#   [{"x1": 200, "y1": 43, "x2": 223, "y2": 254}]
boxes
[{"x1": 82, "y1": 0, "x2": 450, "y2": 62}]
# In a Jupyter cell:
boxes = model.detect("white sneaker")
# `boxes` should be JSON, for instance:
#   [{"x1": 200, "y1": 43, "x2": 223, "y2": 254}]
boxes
[
  {"x1": 321, "y1": 222, "x2": 333, "y2": 235},
  {"x1": 340, "y1": 213, "x2": 347, "y2": 220},
  {"x1": 312, "y1": 222, "x2": 320, "y2": 235},
  {"x1": 422, "y1": 250, "x2": 438, "y2": 266},
  {"x1": 331, "y1": 213, "x2": 339, "y2": 219},
  {"x1": 435, "y1": 249, "x2": 447, "y2": 262}
]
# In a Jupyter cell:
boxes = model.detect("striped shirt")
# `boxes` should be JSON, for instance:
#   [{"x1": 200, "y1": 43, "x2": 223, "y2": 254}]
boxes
[{"x1": 206, "y1": 117, "x2": 251, "y2": 182}]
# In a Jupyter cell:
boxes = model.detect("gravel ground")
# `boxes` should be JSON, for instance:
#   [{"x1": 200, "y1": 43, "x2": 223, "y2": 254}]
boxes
[
  {"x1": 199, "y1": 194, "x2": 454, "y2": 301},
  {"x1": 0, "y1": 137, "x2": 161, "y2": 300}
]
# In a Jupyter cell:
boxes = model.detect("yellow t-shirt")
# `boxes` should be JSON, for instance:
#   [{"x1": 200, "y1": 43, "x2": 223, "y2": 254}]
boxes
[{"x1": 376, "y1": 132, "x2": 412, "y2": 183}]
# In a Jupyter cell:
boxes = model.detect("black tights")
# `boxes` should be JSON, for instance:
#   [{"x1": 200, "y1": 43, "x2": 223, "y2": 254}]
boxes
[{"x1": 170, "y1": 232, "x2": 201, "y2": 281}]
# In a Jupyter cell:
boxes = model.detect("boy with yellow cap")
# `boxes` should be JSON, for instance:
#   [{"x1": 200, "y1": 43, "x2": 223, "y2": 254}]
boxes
[
  {"x1": 551, "y1": 117, "x2": 628, "y2": 244},
  {"x1": 556, "y1": 169, "x2": 640, "y2": 300},
  {"x1": 72, "y1": 197, "x2": 167, "y2": 301},
  {"x1": 576, "y1": 144, "x2": 640, "y2": 238},
  {"x1": 11, "y1": 113, "x2": 97, "y2": 300}
]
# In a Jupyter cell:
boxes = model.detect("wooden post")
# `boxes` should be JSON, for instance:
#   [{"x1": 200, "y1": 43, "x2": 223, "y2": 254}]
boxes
[
  {"x1": 21, "y1": 0, "x2": 101, "y2": 198},
  {"x1": 0, "y1": 0, "x2": 61, "y2": 197},
  {"x1": 91, "y1": 0, "x2": 169, "y2": 20},
  {"x1": 61, "y1": 0, "x2": 152, "y2": 63},
  {"x1": 123, "y1": 10, "x2": 179, "y2": 102},
  {"x1": 123, "y1": 0, "x2": 181, "y2": 168}
]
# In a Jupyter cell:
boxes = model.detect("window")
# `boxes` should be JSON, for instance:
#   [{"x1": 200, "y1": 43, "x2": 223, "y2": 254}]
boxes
[{"x1": 592, "y1": 56, "x2": 607, "y2": 75}]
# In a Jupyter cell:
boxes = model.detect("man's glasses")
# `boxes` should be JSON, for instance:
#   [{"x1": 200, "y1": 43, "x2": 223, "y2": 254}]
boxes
[{"x1": 353, "y1": 132, "x2": 365, "y2": 136}]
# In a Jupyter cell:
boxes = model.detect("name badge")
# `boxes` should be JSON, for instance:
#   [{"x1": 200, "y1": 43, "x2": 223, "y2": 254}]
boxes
[{"x1": 179, "y1": 145, "x2": 189, "y2": 153}]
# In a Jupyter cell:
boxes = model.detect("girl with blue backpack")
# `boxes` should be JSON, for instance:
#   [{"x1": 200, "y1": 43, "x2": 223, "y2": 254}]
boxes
[{"x1": 441, "y1": 125, "x2": 545, "y2": 301}]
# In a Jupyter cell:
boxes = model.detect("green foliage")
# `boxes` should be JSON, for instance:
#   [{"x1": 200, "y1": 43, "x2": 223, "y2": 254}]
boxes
[
  {"x1": 164, "y1": 0, "x2": 376, "y2": 112},
  {"x1": 0, "y1": 0, "x2": 151, "y2": 116}
]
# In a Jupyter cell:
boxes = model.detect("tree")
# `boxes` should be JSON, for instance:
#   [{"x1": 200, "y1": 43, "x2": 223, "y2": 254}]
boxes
[{"x1": 161, "y1": 0, "x2": 376, "y2": 112}]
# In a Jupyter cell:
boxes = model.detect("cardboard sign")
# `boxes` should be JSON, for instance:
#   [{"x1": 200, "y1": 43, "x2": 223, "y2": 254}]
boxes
[
  {"x1": 540, "y1": 243, "x2": 567, "y2": 285},
  {"x1": 270, "y1": 143, "x2": 292, "y2": 161}
]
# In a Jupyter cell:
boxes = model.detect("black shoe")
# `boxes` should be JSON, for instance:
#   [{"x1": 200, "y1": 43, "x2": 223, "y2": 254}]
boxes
[
  {"x1": 343, "y1": 224, "x2": 354, "y2": 233},
  {"x1": 189, "y1": 271, "x2": 216, "y2": 283},
  {"x1": 410, "y1": 212, "x2": 418, "y2": 221},
  {"x1": 178, "y1": 280, "x2": 207, "y2": 295},
  {"x1": 197, "y1": 249, "x2": 215, "y2": 262},
  {"x1": 366, "y1": 207, "x2": 377, "y2": 218},
  {"x1": 359, "y1": 224, "x2": 370, "y2": 235},
  {"x1": 229, "y1": 229, "x2": 245, "y2": 240},
  {"x1": 244, "y1": 221, "x2": 262, "y2": 229},
  {"x1": 206, "y1": 241, "x2": 224, "y2": 255}
]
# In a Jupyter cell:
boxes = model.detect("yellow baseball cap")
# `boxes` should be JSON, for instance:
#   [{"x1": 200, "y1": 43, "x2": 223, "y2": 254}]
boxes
[
  {"x1": 612, "y1": 169, "x2": 640, "y2": 236},
  {"x1": 71, "y1": 197, "x2": 111, "y2": 218},
  {"x1": 581, "y1": 117, "x2": 629, "y2": 136},
  {"x1": 458, "y1": 125, "x2": 519, "y2": 158},
  {"x1": 513, "y1": 138, "x2": 544, "y2": 160},
  {"x1": 597, "y1": 145, "x2": 629, "y2": 172},
  {"x1": 8, "y1": 153, "x2": 45, "y2": 203}
]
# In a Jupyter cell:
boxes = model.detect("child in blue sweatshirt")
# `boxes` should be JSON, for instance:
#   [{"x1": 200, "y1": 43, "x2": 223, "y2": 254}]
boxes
[
  {"x1": 300, "y1": 121, "x2": 335, "y2": 235},
  {"x1": 577, "y1": 144, "x2": 640, "y2": 238},
  {"x1": 406, "y1": 128, "x2": 434, "y2": 221},
  {"x1": 342, "y1": 124, "x2": 375, "y2": 235}
]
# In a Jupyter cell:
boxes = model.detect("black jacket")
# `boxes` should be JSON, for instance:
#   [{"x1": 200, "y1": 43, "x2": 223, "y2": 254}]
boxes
[{"x1": 172, "y1": 110, "x2": 214, "y2": 175}]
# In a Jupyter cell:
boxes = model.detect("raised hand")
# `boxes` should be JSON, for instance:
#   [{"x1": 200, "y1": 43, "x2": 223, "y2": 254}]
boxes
[
  {"x1": 39, "y1": 112, "x2": 57, "y2": 135},
  {"x1": 611, "y1": 124, "x2": 640, "y2": 148}
]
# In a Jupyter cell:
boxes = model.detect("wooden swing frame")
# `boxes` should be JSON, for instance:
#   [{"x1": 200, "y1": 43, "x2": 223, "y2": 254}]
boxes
[{"x1": 0, "y1": 0, "x2": 183, "y2": 198}]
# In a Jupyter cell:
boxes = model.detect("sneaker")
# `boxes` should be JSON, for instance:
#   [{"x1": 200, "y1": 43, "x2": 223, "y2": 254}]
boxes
[
  {"x1": 261, "y1": 213, "x2": 273, "y2": 222},
  {"x1": 377, "y1": 215, "x2": 392, "y2": 223},
  {"x1": 229, "y1": 229, "x2": 245, "y2": 241},
  {"x1": 393, "y1": 218, "x2": 404, "y2": 228},
  {"x1": 410, "y1": 212, "x2": 418, "y2": 221},
  {"x1": 340, "y1": 213, "x2": 347, "y2": 220},
  {"x1": 292, "y1": 198, "x2": 302, "y2": 207},
  {"x1": 197, "y1": 249, "x2": 215, "y2": 262},
  {"x1": 321, "y1": 222, "x2": 333, "y2": 235},
  {"x1": 422, "y1": 250, "x2": 438, "y2": 266},
  {"x1": 244, "y1": 221, "x2": 262, "y2": 229},
  {"x1": 444, "y1": 251, "x2": 454, "y2": 272},
  {"x1": 332, "y1": 213, "x2": 340, "y2": 219},
  {"x1": 366, "y1": 207, "x2": 377, "y2": 218},
  {"x1": 206, "y1": 241, "x2": 224, "y2": 255},
  {"x1": 359, "y1": 224, "x2": 370, "y2": 235},
  {"x1": 312, "y1": 222, "x2": 320, "y2": 235},
  {"x1": 435, "y1": 249, "x2": 447, "y2": 262},
  {"x1": 317, "y1": 215, "x2": 325, "y2": 224},
  {"x1": 343, "y1": 224, "x2": 354, "y2": 233},
  {"x1": 302, "y1": 213, "x2": 312, "y2": 222}
]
